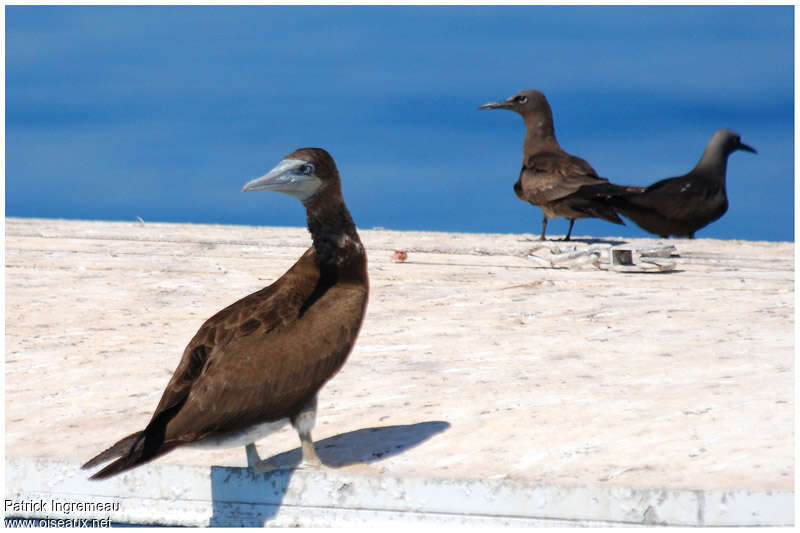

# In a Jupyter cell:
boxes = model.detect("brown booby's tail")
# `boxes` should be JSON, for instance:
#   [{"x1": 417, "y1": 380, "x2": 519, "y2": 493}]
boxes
[
  {"x1": 82, "y1": 431, "x2": 142, "y2": 471},
  {"x1": 82, "y1": 429, "x2": 177, "y2": 480}
]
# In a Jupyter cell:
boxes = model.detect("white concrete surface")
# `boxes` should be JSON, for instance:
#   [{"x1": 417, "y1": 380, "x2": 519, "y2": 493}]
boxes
[
  {"x1": 4, "y1": 458, "x2": 793, "y2": 526},
  {"x1": 4, "y1": 217, "x2": 794, "y2": 526}
]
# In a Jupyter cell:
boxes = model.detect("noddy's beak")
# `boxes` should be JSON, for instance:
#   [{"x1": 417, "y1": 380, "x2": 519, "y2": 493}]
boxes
[
  {"x1": 478, "y1": 99, "x2": 514, "y2": 111},
  {"x1": 242, "y1": 158, "x2": 322, "y2": 202},
  {"x1": 737, "y1": 141, "x2": 757, "y2": 154}
]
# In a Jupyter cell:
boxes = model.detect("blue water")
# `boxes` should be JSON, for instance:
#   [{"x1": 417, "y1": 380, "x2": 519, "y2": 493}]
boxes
[{"x1": 5, "y1": 6, "x2": 794, "y2": 241}]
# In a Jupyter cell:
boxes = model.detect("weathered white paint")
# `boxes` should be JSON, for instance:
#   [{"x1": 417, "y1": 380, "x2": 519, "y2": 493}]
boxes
[{"x1": 4, "y1": 458, "x2": 793, "y2": 527}]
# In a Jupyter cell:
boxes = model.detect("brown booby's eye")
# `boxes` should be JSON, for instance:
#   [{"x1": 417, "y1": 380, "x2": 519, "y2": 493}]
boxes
[{"x1": 299, "y1": 163, "x2": 315, "y2": 175}]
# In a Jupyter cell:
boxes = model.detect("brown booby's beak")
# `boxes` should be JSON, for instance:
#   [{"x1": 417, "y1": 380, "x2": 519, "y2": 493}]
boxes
[{"x1": 242, "y1": 158, "x2": 322, "y2": 201}]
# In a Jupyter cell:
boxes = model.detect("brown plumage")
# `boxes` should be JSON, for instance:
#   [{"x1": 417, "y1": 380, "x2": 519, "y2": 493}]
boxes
[
  {"x1": 83, "y1": 148, "x2": 368, "y2": 479},
  {"x1": 607, "y1": 129, "x2": 756, "y2": 238},
  {"x1": 479, "y1": 89, "x2": 636, "y2": 241}
]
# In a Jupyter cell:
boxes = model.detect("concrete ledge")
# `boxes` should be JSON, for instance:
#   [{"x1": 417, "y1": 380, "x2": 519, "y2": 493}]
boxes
[
  {"x1": 6, "y1": 219, "x2": 794, "y2": 526},
  {"x1": 5, "y1": 457, "x2": 793, "y2": 526}
]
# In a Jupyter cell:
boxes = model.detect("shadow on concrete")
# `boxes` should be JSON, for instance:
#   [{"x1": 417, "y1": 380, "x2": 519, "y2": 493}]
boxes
[
  {"x1": 562, "y1": 237, "x2": 628, "y2": 245},
  {"x1": 631, "y1": 268, "x2": 685, "y2": 275},
  {"x1": 521, "y1": 237, "x2": 629, "y2": 246},
  {"x1": 209, "y1": 420, "x2": 450, "y2": 526}
]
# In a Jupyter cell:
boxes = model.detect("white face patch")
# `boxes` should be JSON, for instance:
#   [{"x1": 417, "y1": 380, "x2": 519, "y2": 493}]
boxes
[{"x1": 242, "y1": 158, "x2": 322, "y2": 201}]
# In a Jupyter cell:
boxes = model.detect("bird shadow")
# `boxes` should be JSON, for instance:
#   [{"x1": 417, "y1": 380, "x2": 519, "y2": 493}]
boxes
[
  {"x1": 209, "y1": 420, "x2": 450, "y2": 526},
  {"x1": 519, "y1": 236, "x2": 628, "y2": 246},
  {"x1": 626, "y1": 268, "x2": 686, "y2": 275},
  {"x1": 565, "y1": 237, "x2": 628, "y2": 245}
]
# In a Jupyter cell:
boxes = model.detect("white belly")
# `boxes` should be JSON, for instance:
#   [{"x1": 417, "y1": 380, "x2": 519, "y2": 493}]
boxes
[{"x1": 186, "y1": 418, "x2": 289, "y2": 449}]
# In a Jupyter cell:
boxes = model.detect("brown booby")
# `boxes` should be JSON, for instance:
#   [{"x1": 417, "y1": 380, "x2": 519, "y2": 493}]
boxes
[
  {"x1": 83, "y1": 148, "x2": 369, "y2": 479},
  {"x1": 479, "y1": 89, "x2": 635, "y2": 241},
  {"x1": 607, "y1": 129, "x2": 756, "y2": 238}
]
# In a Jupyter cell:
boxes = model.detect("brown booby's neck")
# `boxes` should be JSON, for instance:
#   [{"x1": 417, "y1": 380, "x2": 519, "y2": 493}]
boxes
[{"x1": 303, "y1": 192, "x2": 363, "y2": 271}]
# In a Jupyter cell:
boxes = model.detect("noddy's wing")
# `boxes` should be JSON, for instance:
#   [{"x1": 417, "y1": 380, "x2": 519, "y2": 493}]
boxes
[
  {"x1": 616, "y1": 175, "x2": 725, "y2": 222},
  {"x1": 518, "y1": 151, "x2": 610, "y2": 205}
]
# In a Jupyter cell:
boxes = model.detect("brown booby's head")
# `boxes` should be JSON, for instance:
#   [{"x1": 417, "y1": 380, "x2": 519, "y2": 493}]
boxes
[
  {"x1": 242, "y1": 147, "x2": 340, "y2": 204},
  {"x1": 478, "y1": 89, "x2": 551, "y2": 117}
]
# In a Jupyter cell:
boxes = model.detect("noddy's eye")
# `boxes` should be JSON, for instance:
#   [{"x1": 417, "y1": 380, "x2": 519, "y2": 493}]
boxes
[
  {"x1": 516, "y1": 96, "x2": 528, "y2": 104},
  {"x1": 299, "y1": 163, "x2": 315, "y2": 175}
]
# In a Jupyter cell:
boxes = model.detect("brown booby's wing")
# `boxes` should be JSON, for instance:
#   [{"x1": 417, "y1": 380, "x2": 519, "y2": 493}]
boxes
[
  {"x1": 517, "y1": 151, "x2": 609, "y2": 205},
  {"x1": 84, "y1": 248, "x2": 326, "y2": 478},
  {"x1": 143, "y1": 248, "x2": 319, "y2": 426},
  {"x1": 149, "y1": 247, "x2": 367, "y2": 445}
]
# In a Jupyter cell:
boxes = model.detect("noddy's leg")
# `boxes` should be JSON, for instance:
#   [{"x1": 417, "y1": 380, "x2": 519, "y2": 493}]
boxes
[
  {"x1": 291, "y1": 396, "x2": 323, "y2": 469},
  {"x1": 539, "y1": 215, "x2": 548, "y2": 241},
  {"x1": 563, "y1": 219, "x2": 575, "y2": 241}
]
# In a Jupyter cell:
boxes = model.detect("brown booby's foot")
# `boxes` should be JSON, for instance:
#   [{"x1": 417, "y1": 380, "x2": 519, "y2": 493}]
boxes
[
  {"x1": 245, "y1": 442, "x2": 323, "y2": 472},
  {"x1": 251, "y1": 458, "x2": 295, "y2": 473},
  {"x1": 246, "y1": 442, "x2": 291, "y2": 473},
  {"x1": 297, "y1": 430, "x2": 323, "y2": 469}
]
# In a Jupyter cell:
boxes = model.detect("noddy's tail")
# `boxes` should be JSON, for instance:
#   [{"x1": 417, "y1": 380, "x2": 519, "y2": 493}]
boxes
[
  {"x1": 568, "y1": 196, "x2": 627, "y2": 226},
  {"x1": 573, "y1": 181, "x2": 646, "y2": 224},
  {"x1": 606, "y1": 192, "x2": 655, "y2": 215},
  {"x1": 583, "y1": 182, "x2": 647, "y2": 225},
  {"x1": 584, "y1": 181, "x2": 647, "y2": 196},
  {"x1": 592, "y1": 204, "x2": 626, "y2": 226}
]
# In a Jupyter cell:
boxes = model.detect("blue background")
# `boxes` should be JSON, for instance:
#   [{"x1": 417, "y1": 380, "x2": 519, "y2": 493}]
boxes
[{"x1": 5, "y1": 6, "x2": 794, "y2": 241}]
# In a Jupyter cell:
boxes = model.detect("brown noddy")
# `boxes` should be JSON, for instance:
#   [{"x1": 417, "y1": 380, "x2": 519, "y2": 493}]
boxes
[
  {"x1": 479, "y1": 89, "x2": 636, "y2": 241},
  {"x1": 608, "y1": 129, "x2": 756, "y2": 238}
]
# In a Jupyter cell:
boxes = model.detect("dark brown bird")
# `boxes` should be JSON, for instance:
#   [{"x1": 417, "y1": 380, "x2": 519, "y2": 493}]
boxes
[
  {"x1": 83, "y1": 148, "x2": 369, "y2": 479},
  {"x1": 608, "y1": 129, "x2": 756, "y2": 238},
  {"x1": 479, "y1": 89, "x2": 634, "y2": 241}
]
